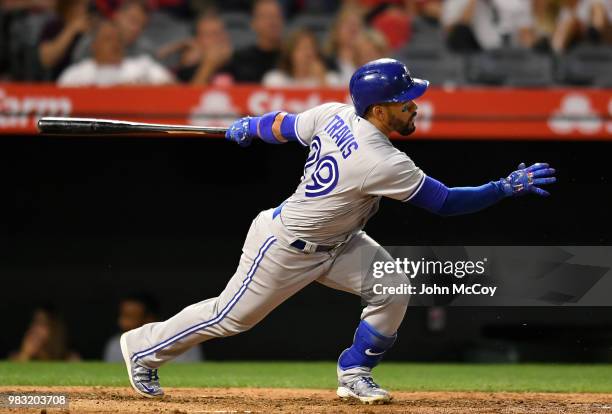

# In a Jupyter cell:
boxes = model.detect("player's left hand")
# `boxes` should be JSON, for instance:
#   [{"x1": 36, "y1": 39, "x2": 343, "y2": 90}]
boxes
[
  {"x1": 225, "y1": 117, "x2": 254, "y2": 147},
  {"x1": 499, "y1": 162, "x2": 556, "y2": 197}
]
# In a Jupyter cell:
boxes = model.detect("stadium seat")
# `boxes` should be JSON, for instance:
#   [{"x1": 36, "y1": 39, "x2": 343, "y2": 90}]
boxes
[
  {"x1": 228, "y1": 28, "x2": 256, "y2": 50},
  {"x1": 467, "y1": 49, "x2": 554, "y2": 87},
  {"x1": 556, "y1": 44, "x2": 612, "y2": 86},
  {"x1": 7, "y1": 13, "x2": 52, "y2": 81},
  {"x1": 394, "y1": 16, "x2": 448, "y2": 81},
  {"x1": 408, "y1": 15, "x2": 445, "y2": 52},
  {"x1": 220, "y1": 12, "x2": 251, "y2": 31},
  {"x1": 141, "y1": 11, "x2": 191, "y2": 68},
  {"x1": 395, "y1": 48, "x2": 466, "y2": 87},
  {"x1": 143, "y1": 12, "x2": 191, "y2": 49},
  {"x1": 287, "y1": 13, "x2": 334, "y2": 43}
]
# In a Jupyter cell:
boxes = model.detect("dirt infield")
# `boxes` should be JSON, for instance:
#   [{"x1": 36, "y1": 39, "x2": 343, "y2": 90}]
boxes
[{"x1": 3, "y1": 386, "x2": 612, "y2": 414}]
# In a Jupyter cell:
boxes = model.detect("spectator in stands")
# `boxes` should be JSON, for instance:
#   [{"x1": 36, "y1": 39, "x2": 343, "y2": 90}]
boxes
[
  {"x1": 230, "y1": 0, "x2": 284, "y2": 83},
  {"x1": 353, "y1": 28, "x2": 390, "y2": 66},
  {"x1": 103, "y1": 292, "x2": 202, "y2": 362},
  {"x1": 532, "y1": 0, "x2": 562, "y2": 51},
  {"x1": 368, "y1": 3, "x2": 412, "y2": 50},
  {"x1": 176, "y1": 12, "x2": 233, "y2": 85},
  {"x1": 442, "y1": 0, "x2": 537, "y2": 51},
  {"x1": 9, "y1": 304, "x2": 80, "y2": 361},
  {"x1": 113, "y1": 0, "x2": 150, "y2": 50},
  {"x1": 73, "y1": 0, "x2": 153, "y2": 62},
  {"x1": 552, "y1": 0, "x2": 612, "y2": 53},
  {"x1": 38, "y1": 0, "x2": 92, "y2": 80},
  {"x1": 324, "y1": 6, "x2": 364, "y2": 83},
  {"x1": 358, "y1": 1, "x2": 442, "y2": 52},
  {"x1": 58, "y1": 20, "x2": 173, "y2": 86},
  {"x1": 263, "y1": 28, "x2": 341, "y2": 87}
]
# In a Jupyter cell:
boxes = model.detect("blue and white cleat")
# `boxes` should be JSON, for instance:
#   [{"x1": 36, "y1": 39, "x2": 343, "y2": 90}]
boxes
[
  {"x1": 337, "y1": 376, "x2": 392, "y2": 404},
  {"x1": 120, "y1": 332, "x2": 164, "y2": 398},
  {"x1": 336, "y1": 377, "x2": 393, "y2": 404}
]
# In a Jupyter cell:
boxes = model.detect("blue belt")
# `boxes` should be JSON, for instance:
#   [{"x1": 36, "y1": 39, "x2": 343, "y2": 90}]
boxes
[{"x1": 273, "y1": 202, "x2": 338, "y2": 253}]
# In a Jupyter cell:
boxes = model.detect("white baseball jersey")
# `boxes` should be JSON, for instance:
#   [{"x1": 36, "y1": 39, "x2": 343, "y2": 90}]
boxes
[
  {"x1": 123, "y1": 102, "x2": 415, "y2": 372},
  {"x1": 280, "y1": 102, "x2": 426, "y2": 245}
]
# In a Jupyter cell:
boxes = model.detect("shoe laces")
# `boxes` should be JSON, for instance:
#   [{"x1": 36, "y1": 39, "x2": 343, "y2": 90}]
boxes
[
  {"x1": 147, "y1": 369, "x2": 159, "y2": 382},
  {"x1": 360, "y1": 376, "x2": 379, "y2": 389}
]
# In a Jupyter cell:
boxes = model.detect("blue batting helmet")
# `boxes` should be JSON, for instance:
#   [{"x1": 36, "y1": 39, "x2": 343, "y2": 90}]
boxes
[{"x1": 349, "y1": 58, "x2": 429, "y2": 117}]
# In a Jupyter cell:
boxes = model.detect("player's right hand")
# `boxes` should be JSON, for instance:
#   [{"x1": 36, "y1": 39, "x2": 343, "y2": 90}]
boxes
[
  {"x1": 225, "y1": 117, "x2": 254, "y2": 147},
  {"x1": 498, "y1": 162, "x2": 557, "y2": 197}
]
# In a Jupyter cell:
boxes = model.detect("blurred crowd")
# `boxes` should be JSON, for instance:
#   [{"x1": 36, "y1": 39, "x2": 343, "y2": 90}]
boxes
[
  {"x1": 8, "y1": 294, "x2": 203, "y2": 362},
  {"x1": 1, "y1": 0, "x2": 611, "y2": 87}
]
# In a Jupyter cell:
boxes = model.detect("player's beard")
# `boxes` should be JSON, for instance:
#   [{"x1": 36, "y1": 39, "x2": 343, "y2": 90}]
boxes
[
  {"x1": 391, "y1": 113, "x2": 416, "y2": 136},
  {"x1": 399, "y1": 122, "x2": 416, "y2": 136}
]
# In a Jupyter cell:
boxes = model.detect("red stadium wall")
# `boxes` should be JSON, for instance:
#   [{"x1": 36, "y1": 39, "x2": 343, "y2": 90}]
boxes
[{"x1": 0, "y1": 83, "x2": 611, "y2": 139}]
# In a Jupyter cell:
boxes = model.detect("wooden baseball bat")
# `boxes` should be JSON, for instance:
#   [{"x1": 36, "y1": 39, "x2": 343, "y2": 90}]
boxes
[{"x1": 37, "y1": 117, "x2": 228, "y2": 137}]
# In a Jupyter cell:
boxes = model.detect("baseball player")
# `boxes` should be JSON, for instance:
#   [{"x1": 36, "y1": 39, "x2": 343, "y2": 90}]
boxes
[{"x1": 119, "y1": 58, "x2": 556, "y2": 404}]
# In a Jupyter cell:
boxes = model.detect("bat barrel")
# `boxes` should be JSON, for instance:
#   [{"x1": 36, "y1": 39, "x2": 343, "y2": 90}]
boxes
[
  {"x1": 37, "y1": 117, "x2": 228, "y2": 137},
  {"x1": 37, "y1": 118, "x2": 131, "y2": 134},
  {"x1": 37, "y1": 117, "x2": 173, "y2": 134}
]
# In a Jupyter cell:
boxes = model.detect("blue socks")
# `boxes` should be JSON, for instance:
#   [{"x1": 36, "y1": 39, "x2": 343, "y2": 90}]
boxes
[{"x1": 338, "y1": 320, "x2": 397, "y2": 370}]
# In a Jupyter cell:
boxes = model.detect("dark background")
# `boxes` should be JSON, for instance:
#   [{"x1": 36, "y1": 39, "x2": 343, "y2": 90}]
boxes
[{"x1": 1, "y1": 136, "x2": 611, "y2": 361}]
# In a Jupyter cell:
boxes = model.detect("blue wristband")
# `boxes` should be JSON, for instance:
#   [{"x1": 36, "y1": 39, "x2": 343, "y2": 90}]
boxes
[
  {"x1": 438, "y1": 182, "x2": 505, "y2": 216},
  {"x1": 250, "y1": 112, "x2": 301, "y2": 144},
  {"x1": 280, "y1": 114, "x2": 299, "y2": 142}
]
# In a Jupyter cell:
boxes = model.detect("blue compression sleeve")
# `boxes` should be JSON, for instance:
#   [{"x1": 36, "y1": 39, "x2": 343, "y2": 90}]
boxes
[
  {"x1": 408, "y1": 176, "x2": 448, "y2": 211},
  {"x1": 439, "y1": 183, "x2": 506, "y2": 216},
  {"x1": 249, "y1": 112, "x2": 299, "y2": 144},
  {"x1": 409, "y1": 176, "x2": 506, "y2": 216}
]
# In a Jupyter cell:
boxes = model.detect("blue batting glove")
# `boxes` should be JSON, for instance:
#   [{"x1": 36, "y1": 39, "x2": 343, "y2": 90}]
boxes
[
  {"x1": 497, "y1": 162, "x2": 557, "y2": 197},
  {"x1": 225, "y1": 117, "x2": 255, "y2": 147}
]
